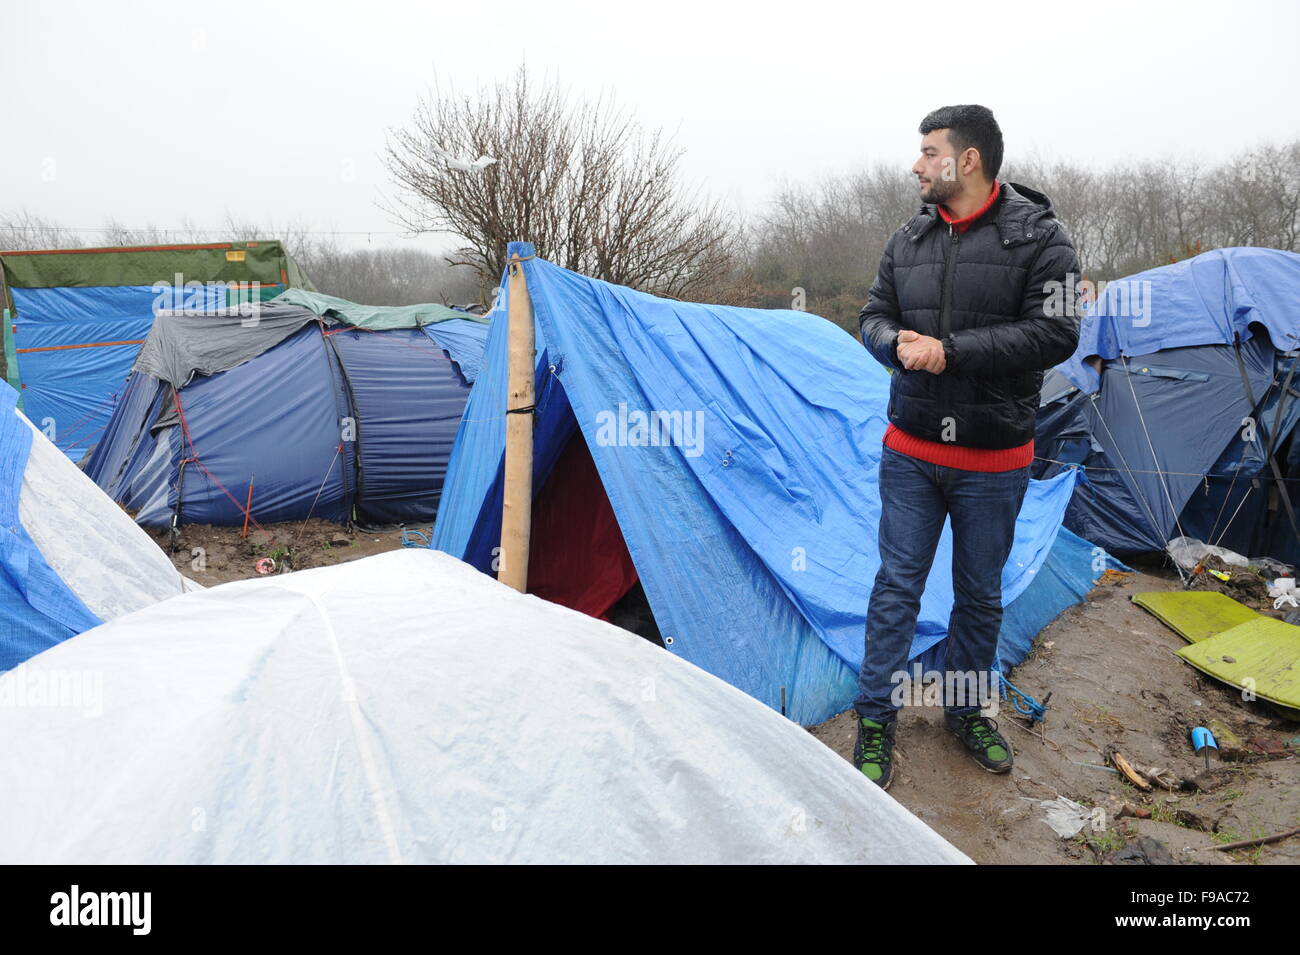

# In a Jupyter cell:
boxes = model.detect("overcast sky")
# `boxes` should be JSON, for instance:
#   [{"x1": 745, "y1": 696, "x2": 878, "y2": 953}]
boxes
[{"x1": 4, "y1": 0, "x2": 1298, "y2": 252}]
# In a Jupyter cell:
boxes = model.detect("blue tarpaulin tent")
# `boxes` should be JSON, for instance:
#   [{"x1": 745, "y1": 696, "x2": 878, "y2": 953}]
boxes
[
  {"x1": 1036, "y1": 247, "x2": 1300, "y2": 565},
  {"x1": 0, "y1": 384, "x2": 99, "y2": 667},
  {"x1": 433, "y1": 242, "x2": 1114, "y2": 726},
  {"x1": 84, "y1": 298, "x2": 489, "y2": 527},
  {"x1": 1, "y1": 381, "x2": 193, "y2": 671}
]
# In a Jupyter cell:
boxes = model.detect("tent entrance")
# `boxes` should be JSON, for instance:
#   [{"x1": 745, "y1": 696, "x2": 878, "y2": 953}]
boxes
[{"x1": 526, "y1": 429, "x2": 663, "y2": 645}]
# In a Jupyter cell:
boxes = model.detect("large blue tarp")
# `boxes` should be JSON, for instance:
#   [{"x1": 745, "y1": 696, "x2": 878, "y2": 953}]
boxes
[
  {"x1": 0, "y1": 384, "x2": 100, "y2": 670},
  {"x1": 434, "y1": 243, "x2": 1103, "y2": 725},
  {"x1": 9, "y1": 285, "x2": 223, "y2": 462},
  {"x1": 1062, "y1": 247, "x2": 1300, "y2": 393},
  {"x1": 419, "y1": 319, "x2": 490, "y2": 385}
]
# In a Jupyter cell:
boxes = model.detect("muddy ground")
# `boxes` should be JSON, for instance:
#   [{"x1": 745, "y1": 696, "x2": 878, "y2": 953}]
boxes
[
  {"x1": 811, "y1": 568, "x2": 1300, "y2": 865},
  {"x1": 154, "y1": 521, "x2": 1298, "y2": 865},
  {"x1": 148, "y1": 519, "x2": 419, "y2": 586}
]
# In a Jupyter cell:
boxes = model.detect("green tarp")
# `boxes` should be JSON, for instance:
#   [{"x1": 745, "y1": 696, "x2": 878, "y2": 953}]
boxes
[
  {"x1": 272, "y1": 288, "x2": 486, "y2": 330},
  {"x1": 0, "y1": 240, "x2": 311, "y2": 290}
]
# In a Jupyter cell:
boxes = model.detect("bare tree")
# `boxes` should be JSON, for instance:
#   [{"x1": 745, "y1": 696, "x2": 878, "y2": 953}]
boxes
[
  {"x1": 384, "y1": 66, "x2": 739, "y2": 300},
  {"x1": 0, "y1": 210, "x2": 84, "y2": 250}
]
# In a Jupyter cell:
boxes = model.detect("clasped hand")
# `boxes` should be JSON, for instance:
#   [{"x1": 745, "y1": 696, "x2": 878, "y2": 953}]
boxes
[{"x1": 896, "y1": 329, "x2": 946, "y2": 374}]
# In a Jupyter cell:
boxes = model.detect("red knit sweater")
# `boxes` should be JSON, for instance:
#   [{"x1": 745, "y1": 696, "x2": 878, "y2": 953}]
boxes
[{"x1": 884, "y1": 179, "x2": 1034, "y2": 472}]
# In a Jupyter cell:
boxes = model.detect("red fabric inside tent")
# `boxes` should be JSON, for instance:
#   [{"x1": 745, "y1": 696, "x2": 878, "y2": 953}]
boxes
[{"x1": 527, "y1": 431, "x2": 638, "y2": 619}]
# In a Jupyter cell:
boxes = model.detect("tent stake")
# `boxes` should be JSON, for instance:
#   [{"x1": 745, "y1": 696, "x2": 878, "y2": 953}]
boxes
[
  {"x1": 242, "y1": 474, "x2": 255, "y2": 539},
  {"x1": 500, "y1": 253, "x2": 536, "y2": 592}
]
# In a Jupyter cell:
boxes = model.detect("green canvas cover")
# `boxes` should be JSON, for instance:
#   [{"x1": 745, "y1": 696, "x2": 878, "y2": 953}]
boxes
[
  {"x1": 0, "y1": 240, "x2": 313, "y2": 290},
  {"x1": 273, "y1": 288, "x2": 485, "y2": 330}
]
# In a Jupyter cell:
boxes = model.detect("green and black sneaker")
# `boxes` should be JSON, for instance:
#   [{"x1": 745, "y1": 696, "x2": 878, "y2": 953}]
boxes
[
  {"x1": 945, "y1": 711, "x2": 1013, "y2": 773},
  {"x1": 853, "y1": 716, "x2": 897, "y2": 790}
]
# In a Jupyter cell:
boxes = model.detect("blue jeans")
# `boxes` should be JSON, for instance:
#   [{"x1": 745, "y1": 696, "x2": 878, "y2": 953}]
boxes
[{"x1": 853, "y1": 446, "x2": 1030, "y2": 722}]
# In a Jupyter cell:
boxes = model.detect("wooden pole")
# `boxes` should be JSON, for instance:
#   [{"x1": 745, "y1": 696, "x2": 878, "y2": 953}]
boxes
[{"x1": 499, "y1": 253, "x2": 535, "y2": 591}]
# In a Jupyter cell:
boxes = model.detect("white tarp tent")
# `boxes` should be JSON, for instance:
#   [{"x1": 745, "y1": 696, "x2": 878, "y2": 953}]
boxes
[
  {"x1": 0, "y1": 548, "x2": 969, "y2": 864},
  {"x1": 1, "y1": 395, "x2": 197, "y2": 674},
  {"x1": 15, "y1": 407, "x2": 196, "y2": 620}
]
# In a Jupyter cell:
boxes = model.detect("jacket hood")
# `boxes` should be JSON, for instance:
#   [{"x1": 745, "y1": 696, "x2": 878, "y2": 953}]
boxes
[{"x1": 903, "y1": 181, "x2": 1058, "y2": 247}]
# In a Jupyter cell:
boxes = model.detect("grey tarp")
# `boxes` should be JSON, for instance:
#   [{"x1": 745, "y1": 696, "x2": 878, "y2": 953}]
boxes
[{"x1": 133, "y1": 304, "x2": 322, "y2": 388}]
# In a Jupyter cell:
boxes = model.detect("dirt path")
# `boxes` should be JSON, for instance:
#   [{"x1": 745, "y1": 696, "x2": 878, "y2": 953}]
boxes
[{"x1": 810, "y1": 570, "x2": 1300, "y2": 865}]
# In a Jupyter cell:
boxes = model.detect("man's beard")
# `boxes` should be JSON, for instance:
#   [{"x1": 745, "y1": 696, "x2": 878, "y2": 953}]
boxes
[{"x1": 919, "y1": 176, "x2": 961, "y2": 206}]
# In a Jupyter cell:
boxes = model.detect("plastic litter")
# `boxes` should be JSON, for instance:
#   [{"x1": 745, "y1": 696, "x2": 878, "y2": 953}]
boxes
[
  {"x1": 1166, "y1": 536, "x2": 1296, "y2": 578},
  {"x1": 1269, "y1": 578, "x2": 1299, "y2": 610},
  {"x1": 1167, "y1": 536, "x2": 1249, "y2": 572},
  {"x1": 1040, "y1": 795, "x2": 1094, "y2": 838}
]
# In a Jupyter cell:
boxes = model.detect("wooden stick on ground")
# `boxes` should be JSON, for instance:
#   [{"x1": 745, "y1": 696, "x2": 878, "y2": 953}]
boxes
[
  {"x1": 1203, "y1": 826, "x2": 1300, "y2": 852},
  {"x1": 1104, "y1": 744, "x2": 1153, "y2": 791}
]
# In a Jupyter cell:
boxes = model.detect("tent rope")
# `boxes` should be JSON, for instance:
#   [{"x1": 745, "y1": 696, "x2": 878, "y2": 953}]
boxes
[
  {"x1": 1084, "y1": 391, "x2": 1187, "y2": 583},
  {"x1": 1213, "y1": 483, "x2": 1257, "y2": 548},
  {"x1": 52, "y1": 375, "x2": 144, "y2": 452},
  {"x1": 171, "y1": 392, "x2": 267, "y2": 535},
  {"x1": 1034, "y1": 456, "x2": 1300, "y2": 483},
  {"x1": 1206, "y1": 450, "x2": 1251, "y2": 547},
  {"x1": 1120, "y1": 356, "x2": 1191, "y2": 549},
  {"x1": 1084, "y1": 397, "x2": 1168, "y2": 531},
  {"x1": 1227, "y1": 336, "x2": 1300, "y2": 550},
  {"x1": 291, "y1": 442, "x2": 344, "y2": 549}
]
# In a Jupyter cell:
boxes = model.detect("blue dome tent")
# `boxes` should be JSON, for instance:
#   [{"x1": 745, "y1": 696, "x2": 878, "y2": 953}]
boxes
[
  {"x1": 432, "y1": 242, "x2": 1118, "y2": 726},
  {"x1": 83, "y1": 293, "x2": 489, "y2": 529},
  {"x1": 1035, "y1": 248, "x2": 1300, "y2": 566}
]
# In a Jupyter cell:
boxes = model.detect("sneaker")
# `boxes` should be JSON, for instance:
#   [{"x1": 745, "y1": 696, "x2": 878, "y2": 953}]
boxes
[
  {"x1": 853, "y1": 716, "x2": 897, "y2": 790},
  {"x1": 945, "y1": 711, "x2": 1013, "y2": 773}
]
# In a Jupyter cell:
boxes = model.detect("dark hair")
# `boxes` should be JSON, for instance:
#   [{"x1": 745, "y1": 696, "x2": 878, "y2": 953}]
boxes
[{"x1": 919, "y1": 105, "x2": 1003, "y2": 180}]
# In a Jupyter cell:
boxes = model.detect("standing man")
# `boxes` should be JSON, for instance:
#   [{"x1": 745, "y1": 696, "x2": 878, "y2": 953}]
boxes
[{"x1": 854, "y1": 105, "x2": 1080, "y2": 789}]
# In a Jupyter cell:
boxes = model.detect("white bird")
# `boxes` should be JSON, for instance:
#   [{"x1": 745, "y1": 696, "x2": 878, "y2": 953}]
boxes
[{"x1": 430, "y1": 144, "x2": 497, "y2": 173}]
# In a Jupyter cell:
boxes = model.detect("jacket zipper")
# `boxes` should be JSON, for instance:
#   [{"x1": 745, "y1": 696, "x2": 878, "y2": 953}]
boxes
[
  {"x1": 939, "y1": 224, "x2": 959, "y2": 340},
  {"x1": 935, "y1": 225, "x2": 959, "y2": 433}
]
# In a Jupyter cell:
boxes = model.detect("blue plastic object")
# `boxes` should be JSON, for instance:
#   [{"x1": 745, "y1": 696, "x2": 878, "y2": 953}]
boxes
[{"x1": 1191, "y1": 726, "x2": 1219, "y2": 770}]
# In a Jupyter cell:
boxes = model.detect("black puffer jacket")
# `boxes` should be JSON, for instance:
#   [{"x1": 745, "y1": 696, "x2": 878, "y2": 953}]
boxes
[{"x1": 859, "y1": 182, "x2": 1081, "y2": 450}]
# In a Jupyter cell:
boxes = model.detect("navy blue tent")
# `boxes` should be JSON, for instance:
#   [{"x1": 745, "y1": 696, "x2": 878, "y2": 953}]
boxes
[
  {"x1": 433, "y1": 243, "x2": 1119, "y2": 726},
  {"x1": 84, "y1": 297, "x2": 488, "y2": 528},
  {"x1": 1036, "y1": 247, "x2": 1300, "y2": 565}
]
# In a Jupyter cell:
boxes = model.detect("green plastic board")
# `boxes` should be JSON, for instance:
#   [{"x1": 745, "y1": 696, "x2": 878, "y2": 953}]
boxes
[
  {"x1": 1132, "y1": 590, "x2": 1260, "y2": 644},
  {"x1": 1177, "y1": 617, "x2": 1300, "y2": 713}
]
